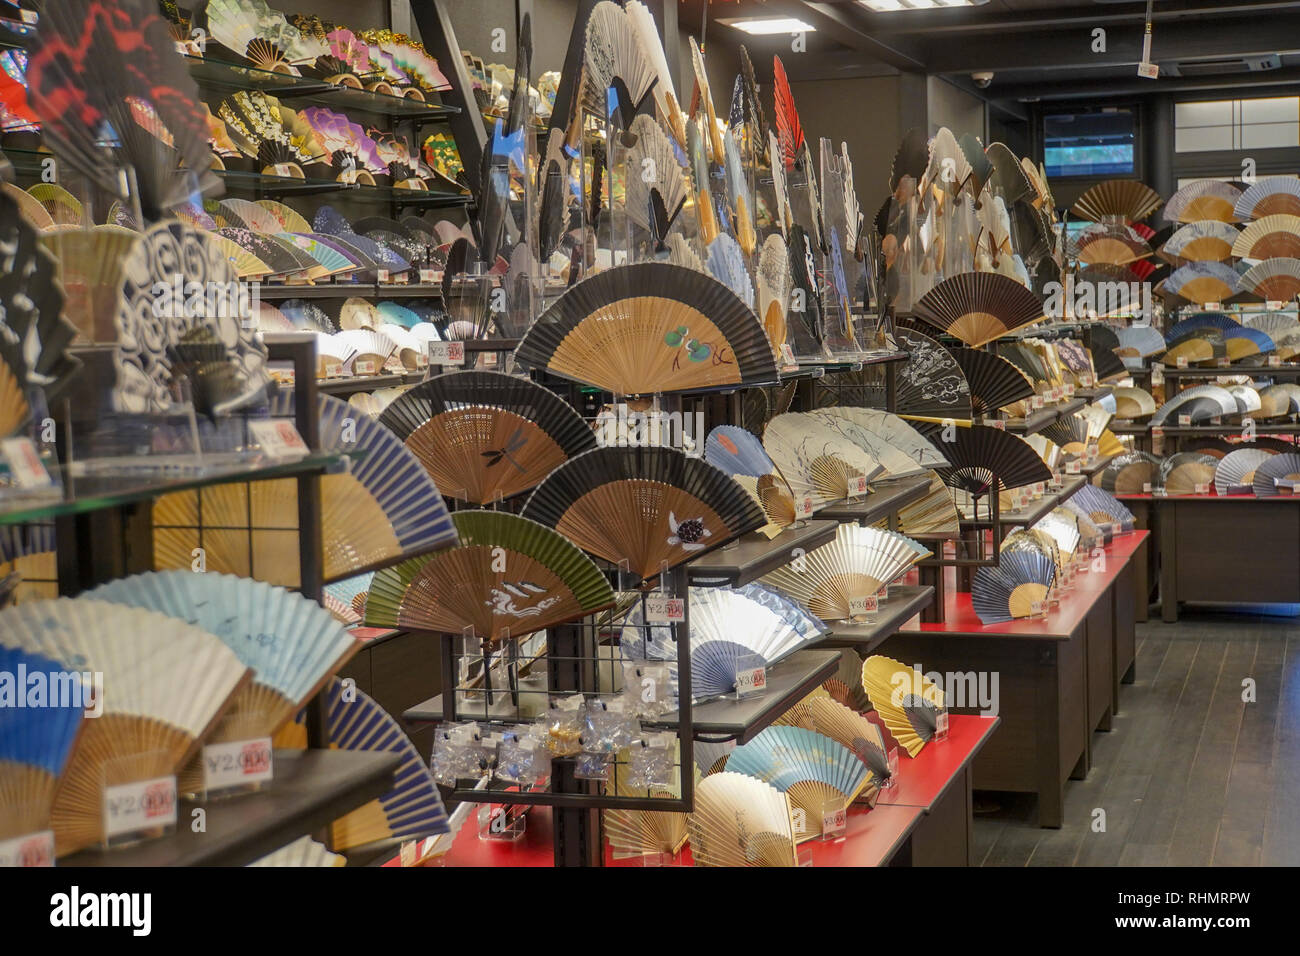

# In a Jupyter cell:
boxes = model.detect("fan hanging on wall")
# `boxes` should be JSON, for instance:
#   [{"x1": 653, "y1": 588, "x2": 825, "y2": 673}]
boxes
[
  {"x1": 1239, "y1": 258, "x2": 1300, "y2": 301},
  {"x1": 1164, "y1": 261, "x2": 1241, "y2": 306},
  {"x1": 860, "y1": 654, "x2": 945, "y2": 758},
  {"x1": 1160, "y1": 220, "x2": 1240, "y2": 264},
  {"x1": 1230, "y1": 215, "x2": 1300, "y2": 260},
  {"x1": 1163, "y1": 180, "x2": 1242, "y2": 224},
  {"x1": 908, "y1": 272, "x2": 1045, "y2": 347},
  {"x1": 1070, "y1": 179, "x2": 1164, "y2": 223}
]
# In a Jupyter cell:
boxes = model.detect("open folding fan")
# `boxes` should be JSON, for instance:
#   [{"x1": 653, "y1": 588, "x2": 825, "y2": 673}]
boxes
[
  {"x1": 1234, "y1": 176, "x2": 1300, "y2": 220},
  {"x1": 860, "y1": 655, "x2": 945, "y2": 758},
  {"x1": 725, "y1": 727, "x2": 868, "y2": 841},
  {"x1": 520, "y1": 446, "x2": 766, "y2": 581},
  {"x1": 0, "y1": 598, "x2": 249, "y2": 855},
  {"x1": 971, "y1": 548, "x2": 1056, "y2": 624},
  {"x1": 248, "y1": 835, "x2": 345, "y2": 868},
  {"x1": 604, "y1": 760, "x2": 690, "y2": 860},
  {"x1": 705, "y1": 424, "x2": 780, "y2": 478},
  {"x1": 1157, "y1": 452, "x2": 1217, "y2": 495},
  {"x1": 1032, "y1": 508, "x2": 1083, "y2": 561},
  {"x1": 26, "y1": 0, "x2": 218, "y2": 220},
  {"x1": 810, "y1": 408, "x2": 928, "y2": 479},
  {"x1": 1113, "y1": 386, "x2": 1158, "y2": 421},
  {"x1": 1163, "y1": 180, "x2": 1242, "y2": 224},
  {"x1": 774, "y1": 694, "x2": 889, "y2": 801},
  {"x1": 513, "y1": 262, "x2": 776, "y2": 395},
  {"x1": 688, "y1": 771, "x2": 797, "y2": 867},
  {"x1": 1071, "y1": 222, "x2": 1152, "y2": 267},
  {"x1": 1164, "y1": 261, "x2": 1240, "y2": 305},
  {"x1": 919, "y1": 423, "x2": 1053, "y2": 497},
  {"x1": 0, "y1": 523, "x2": 56, "y2": 605},
  {"x1": 1095, "y1": 451, "x2": 1161, "y2": 493},
  {"x1": 1151, "y1": 384, "x2": 1238, "y2": 425},
  {"x1": 276, "y1": 679, "x2": 449, "y2": 851},
  {"x1": 892, "y1": 324, "x2": 973, "y2": 423},
  {"x1": 763, "y1": 412, "x2": 885, "y2": 504},
  {"x1": 377, "y1": 371, "x2": 596, "y2": 505},
  {"x1": 1239, "y1": 258, "x2": 1300, "y2": 302},
  {"x1": 1229, "y1": 215, "x2": 1300, "y2": 261},
  {"x1": 909, "y1": 271, "x2": 1045, "y2": 347},
  {"x1": 1252, "y1": 452, "x2": 1300, "y2": 497},
  {"x1": 153, "y1": 394, "x2": 459, "y2": 586},
  {"x1": 362, "y1": 510, "x2": 614, "y2": 641},
  {"x1": 624, "y1": 114, "x2": 686, "y2": 252},
  {"x1": 948, "y1": 346, "x2": 1035, "y2": 416},
  {"x1": 1160, "y1": 220, "x2": 1239, "y2": 264},
  {"x1": 897, "y1": 470, "x2": 962, "y2": 536},
  {"x1": 760, "y1": 524, "x2": 929, "y2": 623},
  {"x1": 1070, "y1": 179, "x2": 1163, "y2": 223}
]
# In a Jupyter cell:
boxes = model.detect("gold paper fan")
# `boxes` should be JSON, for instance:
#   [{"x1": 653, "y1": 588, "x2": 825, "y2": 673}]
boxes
[
  {"x1": 1070, "y1": 179, "x2": 1164, "y2": 223},
  {"x1": 861, "y1": 654, "x2": 945, "y2": 757}
]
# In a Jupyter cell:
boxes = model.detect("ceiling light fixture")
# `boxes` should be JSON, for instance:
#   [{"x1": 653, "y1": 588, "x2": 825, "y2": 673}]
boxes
[
  {"x1": 719, "y1": 16, "x2": 817, "y2": 35},
  {"x1": 860, "y1": 0, "x2": 986, "y2": 11}
]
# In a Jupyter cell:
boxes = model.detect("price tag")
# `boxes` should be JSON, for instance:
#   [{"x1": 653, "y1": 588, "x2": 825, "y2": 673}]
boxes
[
  {"x1": 1, "y1": 438, "x2": 52, "y2": 489},
  {"x1": 1030, "y1": 600, "x2": 1046, "y2": 617},
  {"x1": 821, "y1": 803, "x2": 847, "y2": 840},
  {"x1": 427, "y1": 341, "x2": 466, "y2": 367},
  {"x1": 1269, "y1": 355, "x2": 1282, "y2": 367},
  {"x1": 323, "y1": 361, "x2": 343, "y2": 379},
  {"x1": 851, "y1": 475, "x2": 869, "y2": 497},
  {"x1": 795, "y1": 494, "x2": 815, "y2": 519},
  {"x1": 1268, "y1": 300, "x2": 1286, "y2": 311},
  {"x1": 1051, "y1": 386, "x2": 1064, "y2": 402},
  {"x1": 1178, "y1": 414, "x2": 1192, "y2": 426},
  {"x1": 353, "y1": 359, "x2": 376, "y2": 376},
  {"x1": 1137, "y1": 61, "x2": 1159, "y2": 78},
  {"x1": 1142, "y1": 482, "x2": 1153, "y2": 493},
  {"x1": 1176, "y1": 356, "x2": 1188, "y2": 368},
  {"x1": 0, "y1": 830, "x2": 53, "y2": 867},
  {"x1": 272, "y1": 163, "x2": 295, "y2": 178},
  {"x1": 1216, "y1": 357, "x2": 1231, "y2": 367},
  {"x1": 645, "y1": 594, "x2": 685, "y2": 624},
  {"x1": 934, "y1": 708, "x2": 950, "y2": 741},
  {"x1": 248, "y1": 420, "x2": 310, "y2": 462},
  {"x1": 1033, "y1": 481, "x2": 1046, "y2": 497},
  {"x1": 1151, "y1": 364, "x2": 1165, "y2": 386},
  {"x1": 378, "y1": 269, "x2": 391, "y2": 284},
  {"x1": 1081, "y1": 373, "x2": 1095, "y2": 387},
  {"x1": 1194, "y1": 482, "x2": 1210, "y2": 495},
  {"x1": 878, "y1": 585, "x2": 890, "y2": 602},
  {"x1": 1031, "y1": 394, "x2": 1045, "y2": 410},
  {"x1": 1066, "y1": 459, "x2": 1082, "y2": 475},
  {"x1": 1086, "y1": 442, "x2": 1100, "y2": 461},
  {"x1": 1064, "y1": 383, "x2": 1076, "y2": 398},
  {"x1": 734, "y1": 662, "x2": 768, "y2": 698},
  {"x1": 849, "y1": 594, "x2": 879, "y2": 617},
  {"x1": 990, "y1": 419, "x2": 1006, "y2": 431},
  {"x1": 1205, "y1": 302, "x2": 1223, "y2": 311},
  {"x1": 419, "y1": 268, "x2": 437, "y2": 284},
  {"x1": 103, "y1": 775, "x2": 177, "y2": 840},
  {"x1": 779, "y1": 344, "x2": 797, "y2": 368},
  {"x1": 1210, "y1": 416, "x2": 1222, "y2": 425},
  {"x1": 202, "y1": 737, "x2": 273, "y2": 792}
]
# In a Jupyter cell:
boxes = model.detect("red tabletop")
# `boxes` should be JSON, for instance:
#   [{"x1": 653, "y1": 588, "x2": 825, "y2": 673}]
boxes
[{"x1": 875, "y1": 714, "x2": 999, "y2": 811}]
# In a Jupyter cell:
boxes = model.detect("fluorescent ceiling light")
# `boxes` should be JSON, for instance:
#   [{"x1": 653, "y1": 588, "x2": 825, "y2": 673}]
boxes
[
  {"x1": 861, "y1": 0, "x2": 983, "y2": 10},
  {"x1": 721, "y1": 17, "x2": 817, "y2": 35}
]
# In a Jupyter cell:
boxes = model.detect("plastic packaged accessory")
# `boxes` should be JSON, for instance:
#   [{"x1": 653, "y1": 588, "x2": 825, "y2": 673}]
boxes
[
  {"x1": 580, "y1": 697, "x2": 640, "y2": 753},
  {"x1": 495, "y1": 725, "x2": 550, "y2": 787},
  {"x1": 432, "y1": 720, "x2": 493, "y2": 785},
  {"x1": 621, "y1": 660, "x2": 674, "y2": 718},
  {"x1": 543, "y1": 693, "x2": 585, "y2": 756},
  {"x1": 574, "y1": 750, "x2": 611, "y2": 780},
  {"x1": 627, "y1": 732, "x2": 676, "y2": 790}
]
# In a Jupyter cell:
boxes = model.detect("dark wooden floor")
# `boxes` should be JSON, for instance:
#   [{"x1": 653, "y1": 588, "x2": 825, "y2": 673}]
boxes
[{"x1": 973, "y1": 610, "x2": 1300, "y2": 866}]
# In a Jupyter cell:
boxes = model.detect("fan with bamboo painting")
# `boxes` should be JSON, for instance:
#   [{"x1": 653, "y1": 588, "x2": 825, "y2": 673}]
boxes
[
  {"x1": 688, "y1": 772, "x2": 798, "y2": 867},
  {"x1": 520, "y1": 446, "x2": 766, "y2": 582},
  {"x1": 810, "y1": 409, "x2": 928, "y2": 480},
  {"x1": 377, "y1": 371, "x2": 597, "y2": 505},
  {"x1": 1070, "y1": 179, "x2": 1164, "y2": 224},
  {"x1": 362, "y1": 511, "x2": 614, "y2": 642},
  {"x1": 860, "y1": 655, "x2": 945, "y2": 758},
  {"x1": 909, "y1": 272, "x2": 1045, "y2": 347},
  {"x1": 763, "y1": 412, "x2": 885, "y2": 505}
]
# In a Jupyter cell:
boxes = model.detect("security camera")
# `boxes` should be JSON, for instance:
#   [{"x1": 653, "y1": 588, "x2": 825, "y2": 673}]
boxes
[{"x1": 972, "y1": 72, "x2": 994, "y2": 88}]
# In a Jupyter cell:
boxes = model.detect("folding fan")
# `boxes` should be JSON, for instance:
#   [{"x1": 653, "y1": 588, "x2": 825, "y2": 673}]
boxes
[
  {"x1": 248, "y1": 835, "x2": 345, "y2": 868},
  {"x1": 604, "y1": 790, "x2": 689, "y2": 860},
  {"x1": 513, "y1": 263, "x2": 777, "y2": 395},
  {"x1": 1234, "y1": 176, "x2": 1300, "y2": 220},
  {"x1": 760, "y1": 524, "x2": 929, "y2": 623},
  {"x1": 153, "y1": 394, "x2": 459, "y2": 586},
  {"x1": 897, "y1": 470, "x2": 962, "y2": 536},
  {"x1": 1070, "y1": 179, "x2": 1164, "y2": 223},
  {"x1": 1243, "y1": 311, "x2": 1300, "y2": 337},
  {"x1": 1213, "y1": 447, "x2": 1275, "y2": 494},
  {"x1": 810, "y1": 409, "x2": 928, "y2": 479},
  {"x1": 1230, "y1": 215, "x2": 1300, "y2": 261},
  {"x1": 26, "y1": 184, "x2": 83, "y2": 226},
  {"x1": 1262, "y1": 382, "x2": 1300, "y2": 413},
  {"x1": 1161, "y1": 220, "x2": 1239, "y2": 263},
  {"x1": 755, "y1": 234, "x2": 792, "y2": 356},
  {"x1": 1225, "y1": 328, "x2": 1275, "y2": 362},
  {"x1": 1163, "y1": 180, "x2": 1242, "y2": 224},
  {"x1": 909, "y1": 271, "x2": 1045, "y2": 347},
  {"x1": 520, "y1": 446, "x2": 765, "y2": 581},
  {"x1": 892, "y1": 324, "x2": 973, "y2": 423},
  {"x1": 688, "y1": 771, "x2": 797, "y2": 867},
  {"x1": 0, "y1": 598, "x2": 249, "y2": 855},
  {"x1": 1095, "y1": 451, "x2": 1161, "y2": 493},
  {"x1": 1252, "y1": 452, "x2": 1300, "y2": 497},
  {"x1": 1165, "y1": 261, "x2": 1240, "y2": 305},
  {"x1": 919, "y1": 423, "x2": 1053, "y2": 496},
  {"x1": 1154, "y1": 452, "x2": 1215, "y2": 496},
  {"x1": 0, "y1": 524, "x2": 56, "y2": 605},
  {"x1": 624, "y1": 114, "x2": 685, "y2": 252},
  {"x1": 774, "y1": 693, "x2": 889, "y2": 801},
  {"x1": 1113, "y1": 386, "x2": 1158, "y2": 421},
  {"x1": 1071, "y1": 222, "x2": 1152, "y2": 267},
  {"x1": 707, "y1": 235, "x2": 754, "y2": 310},
  {"x1": 1033, "y1": 508, "x2": 1082, "y2": 561},
  {"x1": 1167, "y1": 311, "x2": 1241, "y2": 340},
  {"x1": 823, "y1": 406, "x2": 950, "y2": 470},
  {"x1": 1066, "y1": 483, "x2": 1135, "y2": 528},
  {"x1": 377, "y1": 371, "x2": 596, "y2": 505},
  {"x1": 1151, "y1": 384, "x2": 1237, "y2": 425},
  {"x1": 971, "y1": 548, "x2": 1056, "y2": 624},
  {"x1": 276, "y1": 680, "x2": 448, "y2": 850},
  {"x1": 1256, "y1": 385, "x2": 1297, "y2": 418},
  {"x1": 948, "y1": 346, "x2": 1035, "y2": 415},
  {"x1": 26, "y1": 0, "x2": 217, "y2": 220},
  {"x1": 363, "y1": 510, "x2": 613, "y2": 641},
  {"x1": 570, "y1": 2, "x2": 655, "y2": 138},
  {"x1": 724, "y1": 727, "x2": 868, "y2": 841},
  {"x1": 860, "y1": 655, "x2": 945, "y2": 758},
  {"x1": 764, "y1": 412, "x2": 885, "y2": 504},
  {"x1": 706, "y1": 424, "x2": 779, "y2": 478},
  {"x1": 1240, "y1": 258, "x2": 1300, "y2": 302}
]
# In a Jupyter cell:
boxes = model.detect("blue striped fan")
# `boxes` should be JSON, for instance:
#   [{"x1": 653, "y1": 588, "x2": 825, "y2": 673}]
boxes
[
  {"x1": 275, "y1": 233, "x2": 360, "y2": 275},
  {"x1": 281, "y1": 679, "x2": 450, "y2": 849},
  {"x1": 706, "y1": 234, "x2": 754, "y2": 309},
  {"x1": 724, "y1": 726, "x2": 869, "y2": 838},
  {"x1": 706, "y1": 425, "x2": 778, "y2": 477},
  {"x1": 1064, "y1": 482, "x2": 1134, "y2": 526},
  {"x1": 971, "y1": 550, "x2": 1057, "y2": 624},
  {"x1": 87, "y1": 570, "x2": 359, "y2": 735},
  {"x1": 377, "y1": 302, "x2": 422, "y2": 328},
  {"x1": 1166, "y1": 312, "x2": 1241, "y2": 342}
]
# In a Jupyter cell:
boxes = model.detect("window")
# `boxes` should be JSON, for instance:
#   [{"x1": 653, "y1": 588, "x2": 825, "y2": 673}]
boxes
[
  {"x1": 1175, "y1": 96, "x2": 1299, "y2": 152},
  {"x1": 1043, "y1": 110, "x2": 1136, "y2": 178}
]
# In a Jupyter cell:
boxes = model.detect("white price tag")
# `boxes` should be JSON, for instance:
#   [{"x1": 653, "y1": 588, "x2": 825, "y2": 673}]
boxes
[
  {"x1": 734, "y1": 664, "x2": 768, "y2": 697},
  {"x1": 1051, "y1": 387, "x2": 1064, "y2": 402},
  {"x1": 377, "y1": 269, "x2": 390, "y2": 283},
  {"x1": 1205, "y1": 302, "x2": 1222, "y2": 311},
  {"x1": 420, "y1": 268, "x2": 437, "y2": 284},
  {"x1": 1142, "y1": 482, "x2": 1153, "y2": 493},
  {"x1": 991, "y1": 419, "x2": 1006, "y2": 431},
  {"x1": 1176, "y1": 356, "x2": 1188, "y2": 368},
  {"x1": 202, "y1": 738, "x2": 273, "y2": 792},
  {"x1": 1064, "y1": 384, "x2": 1076, "y2": 398},
  {"x1": 103, "y1": 776, "x2": 177, "y2": 840},
  {"x1": 1066, "y1": 460, "x2": 1082, "y2": 475},
  {"x1": 879, "y1": 585, "x2": 890, "y2": 602},
  {"x1": 645, "y1": 594, "x2": 685, "y2": 624},
  {"x1": 248, "y1": 420, "x2": 310, "y2": 462},
  {"x1": 821, "y1": 804, "x2": 847, "y2": 839},
  {"x1": 1178, "y1": 414, "x2": 1192, "y2": 426},
  {"x1": 1030, "y1": 600, "x2": 1046, "y2": 617},
  {"x1": 272, "y1": 163, "x2": 295, "y2": 178},
  {"x1": 851, "y1": 475, "x2": 869, "y2": 497},
  {"x1": 353, "y1": 359, "x2": 377, "y2": 376},
  {"x1": 796, "y1": 494, "x2": 815, "y2": 519},
  {"x1": 1270, "y1": 354, "x2": 1282, "y2": 367},
  {"x1": 1137, "y1": 61, "x2": 1159, "y2": 79},
  {"x1": 779, "y1": 344, "x2": 797, "y2": 367},
  {"x1": 934, "y1": 708, "x2": 950, "y2": 740},
  {"x1": 849, "y1": 594, "x2": 878, "y2": 616},
  {"x1": 1081, "y1": 373, "x2": 1095, "y2": 387},
  {"x1": 1151, "y1": 364, "x2": 1165, "y2": 386},
  {"x1": 427, "y1": 341, "x2": 466, "y2": 366},
  {"x1": 1031, "y1": 395, "x2": 1045, "y2": 410},
  {"x1": 1, "y1": 438, "x2": 52, "y2": 489},
  {"x1": 0, "y1": 830, "x2": 53, "y2": 867},
  {"x1": 1033, "y1": 481, "x2": 1046, "y2": 497},
  {"x1": 1194, "y1": 483, "x2": 1210, "y2": 495},
  {"x1": 1086, "y1": 442, "x2": 1100, "y2": 461},
  {"x1": 1267, "y1": 300, "x2": 1285, "y2": 311},
  {"x1": 323, "y1": 361, "x2": 343, "y2": 379}
]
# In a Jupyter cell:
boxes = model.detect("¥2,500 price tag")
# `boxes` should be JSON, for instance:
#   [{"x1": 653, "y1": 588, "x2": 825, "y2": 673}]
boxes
[
  {"x1": 852, "y1": 475, "x2": 869, "y2": 497},
  {"x1": 103, "y1": 776, "x2": 177, "y2": 840},
  {"x1": 645, "y1": 594, "x2": 685, "y2": 624},
  {"x1": 428, "y1": 341, "x2": 465, "y2": 366},
  {"x1": 795, "y1": 494, "x2": 815, "y2": 519},
  {"x1": 248, "y1": 420, "x2": 309, "y2": 462},
  {"x1": 202, "y1": 737, "x2": 273, "y2": 792},
  {"x1": 0, "y1": 830, "x2": 53, "y2": 867}
]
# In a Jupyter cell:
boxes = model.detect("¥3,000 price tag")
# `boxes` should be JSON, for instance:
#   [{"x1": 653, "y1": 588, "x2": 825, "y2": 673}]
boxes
[
  {"x1": 1, "y1": 437, "x2": 52, "y2": 489},
  {"x1": 645, "y1": 594, "x2": 685, "y2": 624},
  {"x1": 428, "y1": 341, "x2": 465, "y2": 366},
  {"x1": 821, "y1": 804, "x2": 847, "y2": 840},
  {"x1": 103, "y1": 776, "x2": 177, "y2": 840},
  {"x1": 734, "y1": 664, "x2": 767, "y2": 697},
  {"x1": 202, "y1": 737, "x2": 273, "y2": 792},
  {"x1": 849, "y1": 594, "x2": 878, "y2": 616},
  {"x1": 248, "y1": 420, "x2": 309, "y2": 462},
  {"x1": 0, "y1": 830, "x2": 53, "y2": 867}
]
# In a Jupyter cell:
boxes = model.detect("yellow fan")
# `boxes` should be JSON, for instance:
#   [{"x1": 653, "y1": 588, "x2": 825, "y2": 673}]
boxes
[
  {"x1": 861, "y1": 654, "x2": 945, "y2": 757},
  {"x1": 207, "y1": 232, "x2": 274, "y2": 278},
  {"x1": 38, "y1": 226, "x2": 139, "y2": 342},
  {"x1": 256, "y1": 199, "x2": 313, "y2": 233},
  {"x1": 26, "y1": 183, "x2": 83, "y2": 226}
]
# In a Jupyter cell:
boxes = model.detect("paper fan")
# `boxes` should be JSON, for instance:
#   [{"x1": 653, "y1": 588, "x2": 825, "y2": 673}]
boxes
[
  {"x1": 26, "y1": 0, "x2": 217, "y2": 220},
  {"x1": 1165, "y1": 261, "x2": 1240, "y2": 305},
  {"x1": 707, "y1": 235, "x2": 754, "y2": 310},
  {"x1": 574, "y1": 2, "x2": 656, "y2": 135},
  {"x1": 1151, "y1": 384, "x2": 1237, "y2": 424},
  {"x1": 775, "y1": 694, "x2": 889, "y2": 798},
  {"x1": 920, "y1": 423, "x2": 1053, "y2": 495},
  {"x1": 0, "y1": 598, "x2": 249, "y2": 855},
  {"x1": 1234, "y1": 176, "x2": 1300, "y2": 220},
  {"x1": 248, "y1": 835, "x2": 345, "y2": 868},
  {"x1": 1161, "y1": 220, "x2": 1239, "y2": 263},
  {"x1": 1167, "y1": 312, "x2": 1241, "y2": 340},
  {"x1": 809, "y1": 409, "x2": 928, "y2": 479},
  {"x1": 893, "y1": 324, "x2": 973, "y2": 423},
  {"x1": 625, "y1": 113, "x2": 686, "y2": 251},
  {"x1": 1163, "y1": 180, "x2": 1242, "y2": 224},
  {"x1": 1230, "y1": 215, "x2": 1300, "y2": 261},
  {"x1": 1033, "y1": 508, "x2": 1082, "y2": 560},
  {"x1": 897, "y1": 470, "x2": 962, "y2": 536},
  {"x1": 1256, "y1": 384, "x2": 1296, "y2": 418},
  {"x1": 724, "y1": 727, "x2": 868, "y2": 841},
  {"x1": 521, "y1": 446, "x2": 766, "y2": 581},
  {"x1": 909, "y1": 272, "x2": 1045, "y2": 347},
  {"x1": 725, "y1": 129, "x2": 757, "y2": 257},
  {"x1": 87, "y1": 570, "x2": 359, "y2": 741},
  {"x1": 763, "y1": 413, "x2": 885, "y2": 504},
  {"x1": 1214, "y1": 447, "x2": 1276, "y2": 493},
  {"x1": 2, "y1": 183, "x2": 54, "y2": 231},
  {"x1": 26, "y1": 184, "x2": 83, "y2": 226},
  {"x1": 860, "y1": 655, "x2": 945, "y2": 758},
  {"x1": 760, "y1": 524, "x2": 929, "y2": 623},
  {"x1": 1071, "y1": 179, "x2": 1163, "y2": 223},
  {"x1": 1243, "y1": 312, "x2": 1300, "y2": 337},
  {"x1": 514, "y1": 263, "x2": 777, "y2": 395},
  {"x1": 771, "y1": 56, "x2": 803, "y2": 173},
  {"x1": 363, "y1": 511, "x2": 613, "y2": 641},
  {"x1": 274, "y1": 233, "x2": 359, "y2": 277},
  {"x1": 604, "y1": 773, "x2": 689, "y2": 859},
  {"x1": 1071, "y1": 222, "x2": 1152, "y2": 266},
  {"x1": 971, "y1": 549, "x2": 1056, "y2": 624},
  {"x1": 377, "y1": 371, "x2": 596, "y2": 505},
  {"x1": 1252, "y1": 452, "x2": 1300, "y2": 497},
  {"x1": 890, "y1": 127, "x2": 929, "y2": 198},
  {"x1": 0, "y1": 524, "x2": 57, "y2": 605},
  {"x1": 277, "y1": 680, "x2": 449, "y2": 850},
  {"x1": 1155, "y1": 452, "x2": 1214, "y2": 496},
  {"x1": 706, "y1": 424, "x2": 780, "y2": 479},
  {"x1": 687, "y1": 771, "x2": 797, "y2": 867},
  {"x1": 1095, "y1": 451, "x2": 1161, "y2": 493},
  {"x1": 949, "y1": 346, "x2": 1035, "y2": 415},
  {"x1": 821, "y1": 406, "x2": 949, "y2": 470},
  {"x1": 1224, "y1": 327, "x2": 1275, "y2": 361},
  {"x1": 1113, "y1": 386, "x2": 1157, "y2": 420},
  {"x1": 1240, "y1": 258, "x2": 1300, "y2": 301}
]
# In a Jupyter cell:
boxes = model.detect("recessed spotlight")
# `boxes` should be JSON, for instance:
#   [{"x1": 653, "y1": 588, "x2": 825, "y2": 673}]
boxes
[{"x1": 719, "y1": 17, "x2": 817, "y2": 35}]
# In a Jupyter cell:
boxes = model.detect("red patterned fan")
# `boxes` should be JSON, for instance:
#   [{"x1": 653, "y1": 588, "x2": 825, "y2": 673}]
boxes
[{"x1": 772, "y1": 56, "x2": 802, "y2": 173}]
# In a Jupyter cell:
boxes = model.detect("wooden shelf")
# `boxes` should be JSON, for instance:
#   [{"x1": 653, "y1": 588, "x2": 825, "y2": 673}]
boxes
[
  {"x1": 817, "y1": 585, "x2": 934, "y2": 652},
  {"x1": 1003, "y1": 398, "x2": 1087, "y2": 436},
  {"x1": 817, "y1": 474, "x2": 933, "y2": 525},
  {"x1": 687, "y1": 520, "x2": 839, "y2": 587}
]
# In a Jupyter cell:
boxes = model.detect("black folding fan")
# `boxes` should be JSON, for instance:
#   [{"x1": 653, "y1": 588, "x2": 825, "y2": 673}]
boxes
[
  {"x1": 949, "y1": 346, "x2": 1035, "y2": 416},
  {"x1": 893, "y1": 325, "x2": 973, "y2": 423},
  {"x1": 917, "y1": 423, "x2": 1053, "y2": 497}
]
